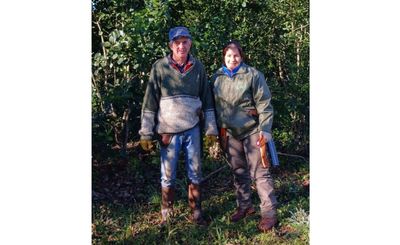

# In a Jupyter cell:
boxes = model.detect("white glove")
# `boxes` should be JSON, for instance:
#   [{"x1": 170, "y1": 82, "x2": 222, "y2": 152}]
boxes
[{"x1": 259, "y1": 131, "x2": 272, "y2": 142}]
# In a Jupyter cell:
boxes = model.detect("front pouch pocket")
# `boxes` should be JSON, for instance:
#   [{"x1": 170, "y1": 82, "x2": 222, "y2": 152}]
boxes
[
  {"x1": 229, "y1": 109, "x2": 257, "y2": 137},
  {"x1": 160, "y1": 133, "x2": 173, "y2": 147}
]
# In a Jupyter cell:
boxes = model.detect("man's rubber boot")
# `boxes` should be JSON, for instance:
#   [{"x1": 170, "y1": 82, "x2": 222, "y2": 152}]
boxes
[
  {"x1": 160, "y1": 187, "x2": 174, "y2": 226},
  {"x1": 188, "y1": 183, "x2": 207, "y2": 226}
]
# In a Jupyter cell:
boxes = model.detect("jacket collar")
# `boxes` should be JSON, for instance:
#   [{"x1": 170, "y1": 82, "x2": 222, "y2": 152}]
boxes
[
  {"x1": 222, "y1": 62, "x2": 243, "y2": 77},
  {"x1": 216, "y1": 63, "x2": 248, "y2": 76},
  {"x1": 168, "y1": 54, "x2": 195, "y2": 73}
]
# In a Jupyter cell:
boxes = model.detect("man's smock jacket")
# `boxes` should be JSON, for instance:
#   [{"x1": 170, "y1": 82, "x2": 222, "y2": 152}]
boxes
[{"x1": 139, "y1": 55, "x2": 218, "y2": 140}]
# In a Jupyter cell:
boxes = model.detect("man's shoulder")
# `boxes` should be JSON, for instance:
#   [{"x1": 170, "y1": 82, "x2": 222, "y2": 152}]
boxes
[
  {"x1": 152, "y1": 56, "x2": 169, "y2": 67},
  {"x1": 189, "y1": 55, "x2": 205, "y2": 69}
]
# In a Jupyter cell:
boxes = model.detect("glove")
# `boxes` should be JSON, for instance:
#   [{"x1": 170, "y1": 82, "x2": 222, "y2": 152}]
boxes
[
  {"x1": 258, "y1": 131, "x2": 272, "y2": 168},
  {"x1": 259, "y1": 131, "x2": 272, "y2": 143},
  {"x1": 205, "y1": 135, "x2": 222, "y2": 160},
  {"x1": 140, "y1": 139, "x2": 154, "y2": 151},
  {"x1": 205, "y1": 135, "x2": 218, "y2": 146}
]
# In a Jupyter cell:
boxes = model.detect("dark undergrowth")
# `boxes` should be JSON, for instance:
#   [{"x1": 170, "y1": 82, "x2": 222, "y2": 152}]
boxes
[{"x1": 92, "y1": 148, "x2": 309, "y2": 244}]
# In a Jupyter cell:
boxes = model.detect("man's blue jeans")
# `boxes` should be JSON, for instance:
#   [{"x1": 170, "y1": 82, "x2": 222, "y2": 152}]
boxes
[{"x1": 160, "y1": 125, "x2": 202, "y2": 188}]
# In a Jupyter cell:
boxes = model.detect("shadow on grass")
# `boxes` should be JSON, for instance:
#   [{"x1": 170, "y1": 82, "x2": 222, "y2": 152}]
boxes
[
  {"x1": 123, "y1": 194, "x2": 263, "y2": 244},
  {"x1": 120, "y1": 188, "x2": 305, "y2": 245},
  {"x1": 92, "y1": 155, "x2": 309, "y2": 244}
]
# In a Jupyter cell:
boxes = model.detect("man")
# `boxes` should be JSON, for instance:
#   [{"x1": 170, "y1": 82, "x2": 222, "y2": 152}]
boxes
[{"x1": 138, "y1": 26, "x2": 218, "y2": 226}]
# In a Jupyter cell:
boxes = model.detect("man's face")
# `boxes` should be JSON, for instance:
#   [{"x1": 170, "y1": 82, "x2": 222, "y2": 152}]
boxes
[{"x1": 169, "y1": 37, "x2": 192, "y2": 62}]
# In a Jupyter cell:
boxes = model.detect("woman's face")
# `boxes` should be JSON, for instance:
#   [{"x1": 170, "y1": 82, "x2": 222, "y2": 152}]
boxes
[{"x1": 224, "y1": 47, "x2": 242, "y2": 70}]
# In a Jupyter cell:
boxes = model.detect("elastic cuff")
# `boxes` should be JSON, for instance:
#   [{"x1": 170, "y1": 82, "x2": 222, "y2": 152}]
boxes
[
  {"x1": 261, "y1": 209, "x2": 277, "y2": 218},
  {"x1": 239, "y1": 203, "x2": 253, "y2": 211},
  {"x1": 140, "y1": 135, "x2": 152, "y2": 140}
]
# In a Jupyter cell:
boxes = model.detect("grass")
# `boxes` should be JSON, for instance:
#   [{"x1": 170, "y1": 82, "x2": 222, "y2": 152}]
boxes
[{"x1": 92, "y1": 151, "x2": 309, "y2": 244}]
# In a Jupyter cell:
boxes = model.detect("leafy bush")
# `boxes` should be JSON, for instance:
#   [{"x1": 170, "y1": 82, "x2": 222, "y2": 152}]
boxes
[{"x1": 92, "y1": 0, "x2": 309, "y2": 161}]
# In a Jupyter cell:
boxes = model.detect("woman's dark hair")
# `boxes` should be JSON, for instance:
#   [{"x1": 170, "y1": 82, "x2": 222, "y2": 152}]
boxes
[{"x1": 222, "y1": 40, "x2": 245, "y2": 65}]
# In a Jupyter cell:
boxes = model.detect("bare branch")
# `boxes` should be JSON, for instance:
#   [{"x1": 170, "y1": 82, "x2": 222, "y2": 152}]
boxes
[{"x1": 277, "y1": 152, "x2": 307, "y2": 162}]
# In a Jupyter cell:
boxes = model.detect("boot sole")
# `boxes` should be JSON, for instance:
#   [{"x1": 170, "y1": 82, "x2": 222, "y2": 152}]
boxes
[{"x1": 230, "y1": 208, "x2": 256, "y2": 223}]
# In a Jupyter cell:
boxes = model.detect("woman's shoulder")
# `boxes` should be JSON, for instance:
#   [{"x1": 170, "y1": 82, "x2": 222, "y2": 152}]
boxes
[
  {"x1": 211, "y1": 67, "x2": 224, "y2": 78},
  {"x1": 241, "y1": 63, "x2": 259, "y2": 73},
  {"x1": 242, "y1": 64, "x2": 265, "y2": 78}
]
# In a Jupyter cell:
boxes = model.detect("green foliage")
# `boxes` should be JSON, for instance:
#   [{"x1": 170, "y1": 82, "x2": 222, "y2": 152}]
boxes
[
  {"x1": 92, "y1": 0, "x2": 309, "y2": 160},
  {"x1": 92, "y1": 0, "x2": 171, "y2": 157}
]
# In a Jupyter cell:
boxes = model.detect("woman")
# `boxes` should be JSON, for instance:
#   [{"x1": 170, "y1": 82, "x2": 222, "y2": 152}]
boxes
[{"x1": 210, "y1": 40, "x2": 278, "y2": 232}]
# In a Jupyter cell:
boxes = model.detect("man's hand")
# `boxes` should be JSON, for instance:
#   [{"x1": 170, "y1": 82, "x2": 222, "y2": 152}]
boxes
[
  {"x1": 140, "y1": 139, "x2": 154, "y2": 151},
  {"x1": 205, "y1": 135, "x2": 218, "y2": 147},
  {"x1": 259, "y1": 131, "x2": 272, "y2": 142},
  {"x1": 205, "y1": 135, "x2": 222, "y2": 160}
]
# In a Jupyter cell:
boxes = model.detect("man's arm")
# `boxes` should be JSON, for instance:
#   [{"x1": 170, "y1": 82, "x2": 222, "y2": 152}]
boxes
[
  {"x1": 198, "y1": 64, "x2": 218, "y2": 136},
  {"x1": 138, "y1": 64, "x2": 161, "y2": 140}
]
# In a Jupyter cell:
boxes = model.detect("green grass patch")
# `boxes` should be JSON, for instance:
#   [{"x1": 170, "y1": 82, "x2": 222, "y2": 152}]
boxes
[{"x1": 92, "y1": 155, "x2": 309, "y2": 244}]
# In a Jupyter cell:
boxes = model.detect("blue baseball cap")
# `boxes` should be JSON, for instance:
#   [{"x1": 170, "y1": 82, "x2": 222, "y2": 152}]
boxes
[{"x1": 168, "y1": 26, "x2": 192, "y2": 42}]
